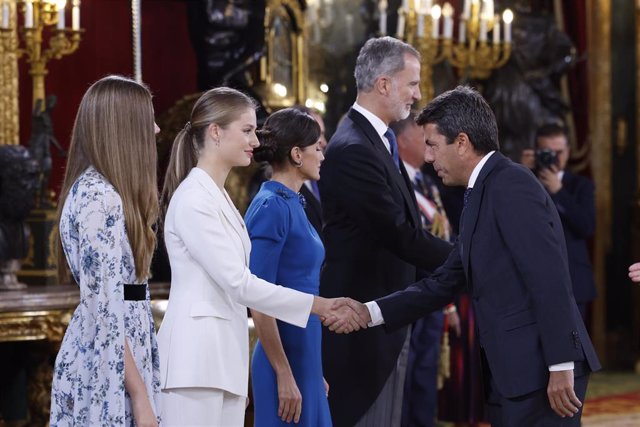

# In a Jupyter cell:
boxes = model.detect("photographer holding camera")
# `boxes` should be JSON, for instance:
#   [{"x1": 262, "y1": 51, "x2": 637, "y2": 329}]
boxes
[{"x1": 521, "y1": 123, "x2": 597, "y2": 322}]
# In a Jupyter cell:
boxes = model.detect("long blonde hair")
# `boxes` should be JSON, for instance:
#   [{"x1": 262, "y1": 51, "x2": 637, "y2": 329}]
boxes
[
  {"x1": 160, "y1": 87, "x2": 256, "y2": 221},
  {"x1": 57, "y1": 75, "x2": 159, "y2": 283}
]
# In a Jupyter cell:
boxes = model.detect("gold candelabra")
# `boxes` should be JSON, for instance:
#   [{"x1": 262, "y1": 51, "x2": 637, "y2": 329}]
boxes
[
  {"x1": 0, "y1": 0, "x2": 83, "y2": 111},
  {"x1": 380, "y1": 0, "x2": 513, "y2": 103}
]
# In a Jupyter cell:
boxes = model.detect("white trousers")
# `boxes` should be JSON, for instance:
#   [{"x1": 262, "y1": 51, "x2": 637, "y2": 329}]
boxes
[{"x1": 161, "y1": 387, "x2": 246, "y2": 427}]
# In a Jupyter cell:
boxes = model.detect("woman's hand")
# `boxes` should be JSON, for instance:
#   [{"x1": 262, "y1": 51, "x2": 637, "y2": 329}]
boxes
[
  {"x1": 323, "y1": 377, "x2": 330, "y2": 397},
  {"x1": 131, "y1": 393, "x2": 158, "y2": 427},
  {"x1": 277, "y1": 371, "x2": 302, "y2": 423}
]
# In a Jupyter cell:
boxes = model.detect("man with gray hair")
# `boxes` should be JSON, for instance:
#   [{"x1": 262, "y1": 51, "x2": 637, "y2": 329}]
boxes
[{"x1": 319, "y1": 36, "x2": 452, "y2": 426}]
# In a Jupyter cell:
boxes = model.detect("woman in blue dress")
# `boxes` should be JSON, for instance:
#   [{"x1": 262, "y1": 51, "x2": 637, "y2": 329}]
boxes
[
  {"x1": 246, "y1": 108, "x2": 331, "y2": 426},
  {"x1": 50, "y1": 76, "x2": 161, "y2": 427}
]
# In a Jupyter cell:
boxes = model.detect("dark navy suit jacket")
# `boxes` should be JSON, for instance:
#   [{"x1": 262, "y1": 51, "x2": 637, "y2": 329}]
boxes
[
  {"x1": 319, "y1": 108, "x2": 452, "y2": 426},
  {"x1": 377, "y1": 152, "x2": 601, "y2": 399},
  {"x1": 552, "y1": 171, "x2": 597, "y2": 304}
]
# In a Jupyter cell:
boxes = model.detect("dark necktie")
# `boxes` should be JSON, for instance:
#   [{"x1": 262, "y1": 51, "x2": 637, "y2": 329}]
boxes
[
  {"x1": 463, "y1": 187, "x2": 473, "y2": 208},
  {"x1": 384, "y1": 128, "x2": 400, "y2": 169}
]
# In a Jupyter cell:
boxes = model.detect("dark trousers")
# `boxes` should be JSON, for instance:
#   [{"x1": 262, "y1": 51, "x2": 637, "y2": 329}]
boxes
[
  {"x1": 401, "y1": 311, "x2": 444, "y2": 427},
  {"x1": 486, "y1": 363, "x2": 590, "y2": 427}
]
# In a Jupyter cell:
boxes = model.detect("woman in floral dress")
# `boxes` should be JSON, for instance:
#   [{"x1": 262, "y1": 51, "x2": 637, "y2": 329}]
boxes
[{"x1": 50, "y1": 76, "x2": 161, "y2": 427}]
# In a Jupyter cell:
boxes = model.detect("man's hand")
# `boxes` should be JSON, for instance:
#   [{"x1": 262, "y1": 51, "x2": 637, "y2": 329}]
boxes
[
  {"x1": 547, "y1": 370, "x2": 581, "y2": 418},
  {"x1": 520, "y1": 148, "x2": 535, "y2": 170},
  {"x1": 629, "y1": 262, "x2": 640, "y2": 282},
  {"x1": 446, "y1": 310, "x2": 461, "y2": 337},
  {"x1": 319, "y1": 298, "x2": 370, "y2": 333},
  {"x1": 538, "y1": 165, "x2": 563, "y2": 194}
]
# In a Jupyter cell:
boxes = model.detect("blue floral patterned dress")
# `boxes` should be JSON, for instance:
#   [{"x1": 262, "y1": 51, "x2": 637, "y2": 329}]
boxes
[{"x1": 50, "y1": 167, "x2": 161, "y2": 426}]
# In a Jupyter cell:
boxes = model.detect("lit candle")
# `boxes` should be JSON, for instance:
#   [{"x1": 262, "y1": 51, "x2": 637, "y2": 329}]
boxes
[
  {"x1": 25, "y1": 0, "x2": 33, "y2": 28},
  {"x1": 459, "y1": 21, "x2": 466, "y2": 43},
  {"x1": 442, "y1": 3, "x2": 453, "y2": 39},
  {"x1": 1, "y1": 2, "x2": 9, "y2": 29},
  {"x1": 416, "y1": 11, "x2": 424, "y2": 37},
  {"x1": 431, "y1": 4, "x2": 441, "y2": 39},
  {"x1": 481, "y1": 0, "x2": 494, "y2": 21},
  {"x1": 479, "y1": 18, "x2": 487, "y2": 42},
  {"x1": 503, "y1": 8, "x2": 513, "y2": 43},
  {"x1": 72, "y1": 0, "x2": 80, "y2": 30},
  {"x1": 425, "y1": 0, "x2": 432, "y2": 12},
  {"x1": 379, "y1": 0, "x2": 387, "y2": 35},
  {"x1": 462, "y1": 0, "x2": 470, "y2": 19},
  {"x1": 492, "y1": 16, "x2": 500, "y2": 44},
  {"x1": 396, "y1": 8, "x2": 405, "y2": 38},
  {"x1": 57, "y1": 0, "x2": 66, "y2": 30}
]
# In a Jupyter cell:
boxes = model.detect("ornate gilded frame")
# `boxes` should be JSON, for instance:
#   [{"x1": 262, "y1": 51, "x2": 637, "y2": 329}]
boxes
[
  {"x1": 258, "y1": 0, "x2": 307, "y2": 111},
  {"x1": 588, "y1": 0, "x2": 612, "y2": 359}
]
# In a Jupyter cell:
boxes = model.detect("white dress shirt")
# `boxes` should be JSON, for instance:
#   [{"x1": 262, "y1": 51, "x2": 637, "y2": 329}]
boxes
[
  {"x1": 365, "y1": 150, "x2": 573, "y2": 371},
  {"x1": 352, "y1": 102, "x2": 392, "y2": 153}
]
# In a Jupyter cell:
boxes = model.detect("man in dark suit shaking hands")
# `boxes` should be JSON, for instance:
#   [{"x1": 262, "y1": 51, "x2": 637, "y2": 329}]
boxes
[
  {"x1": 319, "y1": 37, "x2": 452, "y2": 426},
  {"x1": 336, "y1": 86, "x2": 601, "y2": 425}
]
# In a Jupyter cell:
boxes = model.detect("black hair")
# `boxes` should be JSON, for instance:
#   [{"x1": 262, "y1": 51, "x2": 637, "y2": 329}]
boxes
[{"x1": 416, "y1": 85, "x2": 499, "y2": 154}]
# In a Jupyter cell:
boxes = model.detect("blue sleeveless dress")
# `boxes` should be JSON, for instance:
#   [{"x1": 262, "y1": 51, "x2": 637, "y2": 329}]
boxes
[{"x1": 245, "y1": 181, "x2": 331, "y2": 427}]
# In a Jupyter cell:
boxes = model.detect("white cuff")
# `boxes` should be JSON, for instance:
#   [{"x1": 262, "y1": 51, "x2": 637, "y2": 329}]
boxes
[
  {"x1": 548, "y1": 362, "x2": 574, "y2": 371},
  {"x1": 364, "y1": 301, "x2": 385, "y2": 327}
]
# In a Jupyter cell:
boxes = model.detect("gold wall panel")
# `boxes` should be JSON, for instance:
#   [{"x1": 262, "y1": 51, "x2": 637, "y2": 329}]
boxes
[
  {"x1": 588, "y1": 0, "x2": 612, "y2": 361},
  {"x1": 0, "y1": 1, "x2": 19, "y2": 145}
]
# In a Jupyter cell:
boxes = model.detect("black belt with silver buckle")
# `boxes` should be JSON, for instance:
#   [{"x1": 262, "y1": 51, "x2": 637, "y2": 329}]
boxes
[{"x1": 124, "y1": 284, "x2": 147, "y2": 301}]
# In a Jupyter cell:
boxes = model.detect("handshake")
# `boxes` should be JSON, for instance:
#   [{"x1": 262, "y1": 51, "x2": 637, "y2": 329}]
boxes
[{"x1": 312, "y1": 297, "x2": 372, "y2": 334}]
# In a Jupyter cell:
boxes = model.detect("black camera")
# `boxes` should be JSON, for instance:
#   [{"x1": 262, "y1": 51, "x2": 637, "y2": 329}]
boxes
[{"x1": 535, "y1": 149, "x2": 559, "y2": 170}]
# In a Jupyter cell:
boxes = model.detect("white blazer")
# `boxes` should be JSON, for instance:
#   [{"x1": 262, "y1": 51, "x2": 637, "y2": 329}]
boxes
[{"x1": 157, "y1": 167, "x2": 314, "y2": 397}]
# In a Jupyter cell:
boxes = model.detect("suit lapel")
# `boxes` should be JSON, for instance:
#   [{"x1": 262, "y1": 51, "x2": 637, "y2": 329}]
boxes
[
  {"x1": 348, "y1": 109, "x2": 421, "y2": 224},
  {"x1": 460, "y1": 152, "x2": 505, "y2": 277},
  {"x1": 192, "y1": 168, "x2": 250, "y2": 264}
]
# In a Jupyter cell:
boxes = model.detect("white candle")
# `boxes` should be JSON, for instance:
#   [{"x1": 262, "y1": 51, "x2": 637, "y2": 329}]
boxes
[
  {"x1": 431, "y1": 5, "x2": 441, "y2": 38},
  {"x1": 345, "y1": 13, "x2": 354, "y2": 45},
  {"x1": 72, "y1": 1, "x2": 80, "y2": 30},
  {"x1": 57, "y1": 8, "x2": 65, "y2": 29},
  {"x1": 503, "y1": 8, "x2": 513, "y2": 43},
  {"x1": 402, "y1": 0, "x2": 409, "y2": 12},
  {"x1": 431, "y1": 16, "x2": 439, "y2": 38},
  {"x1": 462, "y1": 0, "x2": 470, "y2": 19},
  {"x1": 1, "y1": 2, "x2": 9, "y2": 29},
  {"x1": 25, "y1": 0, "x2": 33, "y2": 28},
  {"x1": 425, "y1": 0, "x2": 432, "y2": 12},
  {"x1": 396, "y1": 9, "x2": 405, "y2": 38},
  {"x1": 379, "y1": 0, "x2": 387, "y2": 35},
  {"x1": 492, "y1": 18, "x2": 500, "y2": 44},
  {"x1": 309, "y1": 6, "x2": 320, "y2": 43},
  {"x1": 479, "y1": 18, "x2": 487, "y2": 42},
  {"x1": 442, "y1": 3, "x2": 453, "y2": 39},
  {"x1": 323, "y1": 0, "x2": 333, "y2": 23},
  {"x1": 459, "y1": 21, "x2": 466, "y2": 43},
  {"x1": 417, "y1": 12, "x2": 424, "y2": 37}
]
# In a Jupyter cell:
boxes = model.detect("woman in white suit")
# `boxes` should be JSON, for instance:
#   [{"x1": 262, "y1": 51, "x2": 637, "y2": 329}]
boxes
[{"x1": 157, "y1": 87, "x2": 364, "y2": 426}]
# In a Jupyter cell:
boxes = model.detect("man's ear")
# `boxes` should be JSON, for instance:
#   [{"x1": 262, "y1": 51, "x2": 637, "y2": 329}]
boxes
[
  {"x1": 375, "y1": 76, "x2": 392, "y2": 96},
  {"x1": 455, "y1": 132, "x2": 472, "y2": 155}
]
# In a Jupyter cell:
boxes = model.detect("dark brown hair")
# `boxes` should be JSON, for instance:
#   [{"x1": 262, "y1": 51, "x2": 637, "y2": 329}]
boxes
[{"x1": 253, "y1": 108, "x2": 321, "y2": 167}]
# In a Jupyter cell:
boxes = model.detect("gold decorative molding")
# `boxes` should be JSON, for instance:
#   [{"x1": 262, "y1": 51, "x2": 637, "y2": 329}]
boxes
[
  {"x1": 588, "y1": 0, "x2": 611, "y2": 361},
  {"x1": 0, "y1": 0, "x2": 19, "y2": 145},
  {"x1": 0, "y1": 310, "x2": 72, "y2": 342}
]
